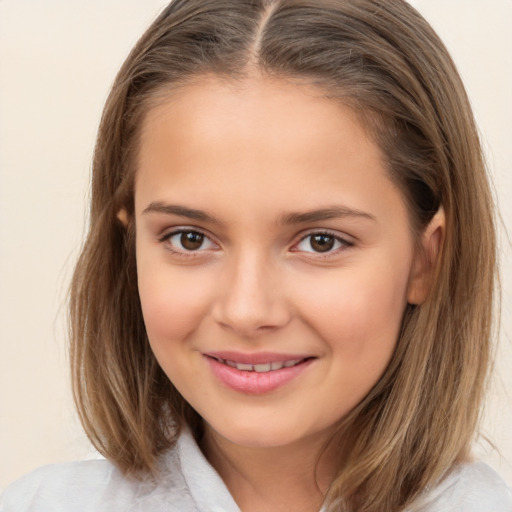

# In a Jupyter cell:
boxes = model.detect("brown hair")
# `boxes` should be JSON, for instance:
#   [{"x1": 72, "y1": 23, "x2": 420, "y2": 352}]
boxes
[{"x1": 69, "y1": 1, "x2": 497, "y2": 510}]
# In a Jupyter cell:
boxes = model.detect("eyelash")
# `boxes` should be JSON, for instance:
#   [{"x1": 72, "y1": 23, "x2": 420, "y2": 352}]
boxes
[{"x1": 158, "y1": 228, "x2": 353, "y2": 258}]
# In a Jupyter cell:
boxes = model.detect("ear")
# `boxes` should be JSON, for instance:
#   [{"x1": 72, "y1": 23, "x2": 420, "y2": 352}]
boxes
[
  {"x1": 117, "y1": 208, "x2": 129, "y2": 227},
  {"x1": 407, "y1": 207, "x2": 445, "y2": 305}
]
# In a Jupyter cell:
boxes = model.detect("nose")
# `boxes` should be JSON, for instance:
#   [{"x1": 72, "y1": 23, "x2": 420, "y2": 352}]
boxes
[{"x1": 211, "y1": 249, "x2": 292, "y2": 338}]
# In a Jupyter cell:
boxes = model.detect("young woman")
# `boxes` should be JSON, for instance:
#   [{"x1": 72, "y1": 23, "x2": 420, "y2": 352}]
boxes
[{"x1": 2, "y1": 1, "x2": 511, "y2": 511}]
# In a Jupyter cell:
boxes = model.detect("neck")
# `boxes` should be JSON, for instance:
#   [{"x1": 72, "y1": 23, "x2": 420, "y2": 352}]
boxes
[{"x1": 201, "y1": 426, "x2": 338, "y2": 512}]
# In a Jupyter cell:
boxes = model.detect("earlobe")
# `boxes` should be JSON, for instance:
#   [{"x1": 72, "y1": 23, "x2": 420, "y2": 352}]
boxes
[
  {"x1": 407, "y1": 207, "x2": 445, "y2": 305},
  {"x1": 117, "y1": 208, "x2": 129, "y2": 227}
]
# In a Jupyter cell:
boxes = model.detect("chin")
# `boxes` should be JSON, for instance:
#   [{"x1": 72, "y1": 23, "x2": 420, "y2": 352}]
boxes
[{"x1": 205, "y1": 414, "x2": 330, "y2": 451}]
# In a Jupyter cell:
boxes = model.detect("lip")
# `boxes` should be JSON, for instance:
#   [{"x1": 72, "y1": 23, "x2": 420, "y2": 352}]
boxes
[{"x1": 204, "y1": 352, "x2": 316, "y2": 395}]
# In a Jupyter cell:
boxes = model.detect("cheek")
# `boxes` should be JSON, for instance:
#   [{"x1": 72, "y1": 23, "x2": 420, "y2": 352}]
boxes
[
  {"x1": 297, "y1": 263, "x2": 409, "y2": 359},
  {"x1": 136, "y1": 257, "x2": 212, "y2": 346}
]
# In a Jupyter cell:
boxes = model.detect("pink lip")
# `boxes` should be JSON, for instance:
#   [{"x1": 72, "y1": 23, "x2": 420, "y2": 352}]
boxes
[{"x1": 204, "y1": 353, "x2": 315, "y2": 395}]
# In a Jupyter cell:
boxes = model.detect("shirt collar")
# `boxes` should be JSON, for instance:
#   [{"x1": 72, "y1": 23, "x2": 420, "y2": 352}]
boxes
[{"x1": 177, "y1": 427, "x2": 241, "y2": 512}]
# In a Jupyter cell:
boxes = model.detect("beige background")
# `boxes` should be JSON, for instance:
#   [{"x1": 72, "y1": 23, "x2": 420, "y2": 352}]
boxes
[{"x1": 1, "y1": 0, "x2": 511, "y2": 491}]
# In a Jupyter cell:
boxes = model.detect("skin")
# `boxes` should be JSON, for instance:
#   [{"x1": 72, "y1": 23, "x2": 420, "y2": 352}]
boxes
[{"x1": 130, "y1": 75, "x2": 443, "y2": 512}]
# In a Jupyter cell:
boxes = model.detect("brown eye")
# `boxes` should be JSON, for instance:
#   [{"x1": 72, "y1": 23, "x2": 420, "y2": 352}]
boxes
[
  {"x1": 310, "y1": 234, "x2": 335, "y2": 252},
  {"x1": 294, "y1": 232, "x2": 350, "y2": 255},
  {"x1": 180, "y1": 231, "x2": 204, "y2": 250},
  {"x1": 162, "y1": 229, "x2": 217, "y2": 255}
]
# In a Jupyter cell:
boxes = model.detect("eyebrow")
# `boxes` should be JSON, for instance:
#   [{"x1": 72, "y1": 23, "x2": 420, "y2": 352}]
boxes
[
  {"x1": 279, "y1": 206, "x2": 376, "y2": 225},
  {"x1": 142, "y1": 202, "x2": 375, "y2": 226},
  {"x1": 142, "y1": 202, "x2": 223, "y2": 225}
]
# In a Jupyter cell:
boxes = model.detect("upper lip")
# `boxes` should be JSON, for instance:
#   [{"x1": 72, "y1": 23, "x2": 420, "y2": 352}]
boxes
[{"x1": 204, "y1": 351, "x2": 314, "y2": 365}]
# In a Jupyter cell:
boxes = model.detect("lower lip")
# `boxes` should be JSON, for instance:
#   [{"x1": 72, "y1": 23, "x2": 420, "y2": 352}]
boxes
[{"x1": 205, "y1": 357, "x2": 314, "y2": 395}]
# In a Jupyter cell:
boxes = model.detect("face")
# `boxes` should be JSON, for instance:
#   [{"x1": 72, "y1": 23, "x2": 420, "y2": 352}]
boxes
[{"x1": 134, "y1": 76, "x2": 423, "y2": 452}]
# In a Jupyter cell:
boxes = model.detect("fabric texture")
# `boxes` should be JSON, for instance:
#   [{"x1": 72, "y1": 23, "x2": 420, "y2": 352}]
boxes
[{"x1": 1, "y1": 429, "x2": 511, "y2": 511}]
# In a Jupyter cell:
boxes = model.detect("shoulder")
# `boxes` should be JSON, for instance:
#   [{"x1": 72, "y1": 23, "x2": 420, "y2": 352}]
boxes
[
  {"x1": 0, "y1": 459, "x2": 134, "y2": 512},
  {"x1": 413, "y1": 462, "x2": 512, "y2": 512},
  {"x1": 0, "y1": 449, "x2": 195, "y2": 512}
]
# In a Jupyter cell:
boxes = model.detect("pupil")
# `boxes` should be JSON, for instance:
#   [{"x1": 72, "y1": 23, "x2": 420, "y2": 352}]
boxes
[
  {"x1": 181, "y1": 232, "x2": 203, "y2": 250},
  {"x1": 311, "y1": 235, "x2": 334, "y2": 252}
]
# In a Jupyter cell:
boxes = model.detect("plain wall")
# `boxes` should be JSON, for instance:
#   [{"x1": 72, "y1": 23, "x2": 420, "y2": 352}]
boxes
[{"x1": 1, "y1": 0, "x2": 511, "y2": 490}]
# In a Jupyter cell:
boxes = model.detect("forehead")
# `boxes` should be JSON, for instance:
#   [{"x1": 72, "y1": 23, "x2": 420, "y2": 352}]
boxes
[
  {"x1": 134, "y1": 76, "x2": 406, "y2": 225},
  {"x1": 138, "y1": 75, "x2": 375, "y2": 161}
]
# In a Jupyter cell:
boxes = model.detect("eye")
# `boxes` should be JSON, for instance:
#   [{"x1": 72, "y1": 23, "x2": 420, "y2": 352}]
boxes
[
  {"x1": 161, "y1": 229, "x2": 217, "y2": 253},
  {"x1": 294, "y1": 232, "x2": 352, "y2": 254}
]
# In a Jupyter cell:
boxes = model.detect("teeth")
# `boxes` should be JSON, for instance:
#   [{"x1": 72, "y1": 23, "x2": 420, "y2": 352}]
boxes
[
  {"x1": 254, "y1": 363, "x2": 271, "y2": 373},
  {"x1": 284, "y1": 359, "x2": 301, "y2": 368},
  {"x1": 236, "y1": 363, "x2": 254, "y2": 371},
  {"x1": 216, "y1": 357, "x2": 304, "y2": 372}
]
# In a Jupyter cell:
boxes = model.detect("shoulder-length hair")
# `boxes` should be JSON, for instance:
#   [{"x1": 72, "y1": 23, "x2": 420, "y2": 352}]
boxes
[{"x1": 69, "y1": 1, "x2": 497, "y2": 510}]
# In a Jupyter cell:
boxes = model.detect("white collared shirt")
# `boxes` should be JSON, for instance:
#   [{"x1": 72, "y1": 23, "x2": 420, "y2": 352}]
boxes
[{"x1": 1, "y1": 429, "x2": 511, "y2": 511}]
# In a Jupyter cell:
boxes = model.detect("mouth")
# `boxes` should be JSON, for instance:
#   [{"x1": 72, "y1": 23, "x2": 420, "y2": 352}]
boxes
[
  {"x1": 207, "y1": 356, "x2": 309, "y2": 373},
  {"x1": 204, "y1": 352, "x2": 316, "y2": 394}
]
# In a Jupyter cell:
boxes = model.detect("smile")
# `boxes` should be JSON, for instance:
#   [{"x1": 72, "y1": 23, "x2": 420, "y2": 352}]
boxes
[
  {"x1": 204, "y1": 353, "x2": 316, "y2": 394},
  {"x1": 210, "y1": 357, "x2": 305, "y2": 373}
]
